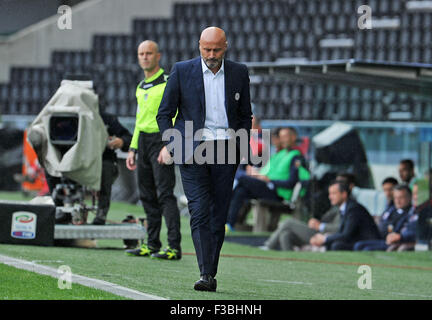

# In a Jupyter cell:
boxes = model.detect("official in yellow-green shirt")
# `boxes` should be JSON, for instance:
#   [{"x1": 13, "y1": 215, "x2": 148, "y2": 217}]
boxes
[
  {"x1": 129, "y1": 68, "x2": 170, "y2": 149},
  {"x1": 125, "y1": 40, "x2": 181, "y2": 260}
]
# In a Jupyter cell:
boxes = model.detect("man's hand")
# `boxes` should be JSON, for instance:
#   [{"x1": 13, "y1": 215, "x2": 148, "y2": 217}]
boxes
[
  {"x1": 246, "y1": 165, "x2": 259, "y2": 176},
  {"x1": 157, "y1": 146, "x2": 173, "y2": 165},
  {"x1": 310, "y1": 233, "x2": 326, "y2": 246},
  {"x1": 308, "y1": 218, "x2": 321, "y2": 231},
  {"x1": 126, "y1": 151, "x2": 137, "y2": 171},
  {"x1": 107, "y1": 136, "x2": 124, "y2": 150},
  {"x1": 386, "y1": 232, "x2": 401, "y2": 245},
  {"x1": 255, "y1": 174, "x2": 270, "y2": 182}
]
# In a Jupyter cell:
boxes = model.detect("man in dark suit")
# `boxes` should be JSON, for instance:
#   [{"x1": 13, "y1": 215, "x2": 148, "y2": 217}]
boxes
[
  {"x1": 156, "y1": 27, "x2": 252, "y2": 291},
  {"x1": 310, "y1": 181, "x2": 381, "y2": 250}
]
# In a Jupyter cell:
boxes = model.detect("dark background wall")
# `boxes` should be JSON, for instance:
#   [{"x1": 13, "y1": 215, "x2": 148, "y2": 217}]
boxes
[{"x1": 0, "y1": 0, "x2": 85, "y2": 35}]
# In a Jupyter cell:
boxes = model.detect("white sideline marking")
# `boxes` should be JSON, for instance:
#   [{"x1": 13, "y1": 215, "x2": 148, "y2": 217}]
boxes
[
  {"x1": 259, "y1": 279, "x2": 313, "y2": 285},
  {"x1": 381, "y1": 290, "x2": 432, "y2": 299},
  {"x1": 0, "y1": 254, "x2": 166, "y2": 300}
]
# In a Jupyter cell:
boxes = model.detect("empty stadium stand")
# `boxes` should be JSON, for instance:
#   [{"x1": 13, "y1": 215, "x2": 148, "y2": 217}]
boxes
[{"x1": 1, "y1": 0, "x2": 432, "y2": 121}]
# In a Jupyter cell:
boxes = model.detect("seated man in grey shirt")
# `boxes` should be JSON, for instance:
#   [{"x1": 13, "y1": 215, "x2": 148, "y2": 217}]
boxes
[{"x1": 262, "y1": 172, "x2": 356, "y2": 251}]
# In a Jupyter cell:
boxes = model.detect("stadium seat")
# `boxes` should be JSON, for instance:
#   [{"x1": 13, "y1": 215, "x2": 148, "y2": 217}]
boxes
[
  {"x1": 246, "y1": 34, "x2": 258, "y2": 51},
  {"x1": 10, "y1": 84, "x2": 19, "y2": 100},
  {"x1": 6, "y1": 101, "x2": 16, "y2": 114},
  {"x1": 41, "y1": 86, "x2": 51, "y2": 102},
  {"x1": 31, "y1": 84, "x2": 42, "y2": 102},
  {"x1": 249, "y1": 1, "x2": 261, "y2": 18},
  {"x1": 0, "y1": 84, "x2": 9, "y2": 101}
]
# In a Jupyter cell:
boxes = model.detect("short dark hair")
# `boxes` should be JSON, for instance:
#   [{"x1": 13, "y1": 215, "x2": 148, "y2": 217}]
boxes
[
  {"x1": 400, "y1": 159, "x2": 415, "y2": 171},
  {"x1": 329, "y1": 180, "x2": 351, "y2": 196},
  {"x1": 382, "y1": 177, "x2": 398, "y2": 186},
  {"x1": 393, "y1": 184, "x2": 412, "y2": 198},
  {"x1": 285, "y1": 126, "x2": 298, "y2": 136},
  {"x1": 336, "y1": 172, "x2": 356, "y2": 186},
  {"x1": 271, "y1": 127, "x2": 282, "y2": 137}
]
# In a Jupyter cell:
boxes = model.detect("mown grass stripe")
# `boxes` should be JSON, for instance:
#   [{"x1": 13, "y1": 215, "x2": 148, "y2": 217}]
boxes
[
  {"x1": 183, "y1": 252, "x2": 432, "y2": 271},
  {"x1": 0, "y1": 254, "x2": 166, "y2": 300}
]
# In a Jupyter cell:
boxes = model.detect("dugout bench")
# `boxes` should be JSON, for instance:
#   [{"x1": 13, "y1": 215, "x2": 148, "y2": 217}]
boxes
[{"x1": 250, "y1": 182, "x2": 303, "y2": 233}]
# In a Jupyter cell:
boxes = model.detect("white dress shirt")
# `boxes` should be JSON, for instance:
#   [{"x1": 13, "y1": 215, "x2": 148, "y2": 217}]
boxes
[
  {"x1": 201, "y1": 58, "x2": 230, "y2": 140},
  {"x1": 323, "y1": 201, "x2": 347, "y2": 243},
  {"x1": 339, "y1": 202, "x2": 347, "y2": 216},
  {"x1": 319, "y1": 202, "x2": 347, "y2": 233}
]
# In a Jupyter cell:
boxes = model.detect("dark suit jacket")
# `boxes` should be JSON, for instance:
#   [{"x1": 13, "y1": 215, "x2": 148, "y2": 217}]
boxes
[
  {"x1": 156, "y1": 57, "x2": 253, "y2": 163},
  {"x1": 325, "y1": 199, "x2": 381, "y2": 246}
]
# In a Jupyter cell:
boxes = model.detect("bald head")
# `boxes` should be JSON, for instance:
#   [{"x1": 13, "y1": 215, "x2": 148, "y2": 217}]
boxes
[
  {"x1": 200, "y1": 27, "x2": 227, "y2": 44},
  {"x1": 199, "y1": 27, "x2": 227, "y2": 73},
  {"x1": 137, "y1": 40, "x2": 161, "y2": 75},
  {"x1": 138, "y1": 40, "x2": 159, "y2": 53}
]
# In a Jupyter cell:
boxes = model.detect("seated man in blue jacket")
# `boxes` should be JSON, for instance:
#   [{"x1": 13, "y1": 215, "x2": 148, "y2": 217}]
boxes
[
  {"x1": 386, "y1": 183, "x2": 418, "y2": 251},
  {"x1": 310, "y1": 181, "x2": 381, "y2": 251},
  {"x1": 386, "y1": 212, "x2": 418, "y2": 250},
  {"x1": 354, "y1": 184, "x2": 414, "y2": 251}
]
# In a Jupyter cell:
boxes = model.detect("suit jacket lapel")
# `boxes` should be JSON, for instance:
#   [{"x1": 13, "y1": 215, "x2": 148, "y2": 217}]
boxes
[
  {"x1": 224, "y1": 60, "x2": 231, "y2": 114},
  {"x1": 192, "y1": 58, "x2": 205, "y2": 114},
  {"x1": 339, "y1": 200, "x2": 351, "y2": 232}
]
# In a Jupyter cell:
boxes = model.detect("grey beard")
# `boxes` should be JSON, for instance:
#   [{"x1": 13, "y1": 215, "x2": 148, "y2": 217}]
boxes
[{"x1": 203, "y1": 57, "x2": 222, "y2": 69}]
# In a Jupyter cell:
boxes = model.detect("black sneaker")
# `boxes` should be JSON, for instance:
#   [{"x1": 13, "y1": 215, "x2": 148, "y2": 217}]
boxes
[
  {"x1": 125, "y1": 244, "x2": 158, "y2": 257},
  {"x1": 151, "y1": 247, "x2": 182, "y2": 260}
]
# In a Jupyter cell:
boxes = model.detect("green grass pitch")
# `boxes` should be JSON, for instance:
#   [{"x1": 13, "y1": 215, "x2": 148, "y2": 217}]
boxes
[
  {"x1": 0, "y1": 263, "x2": 127, "y2": 300},
  {"x1": 0, "y1": 191, "x2": 431, "y2": 300}
]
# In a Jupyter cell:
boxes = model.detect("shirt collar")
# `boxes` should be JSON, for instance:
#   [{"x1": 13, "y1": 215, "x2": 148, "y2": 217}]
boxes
[
  {"x1": 201, "y1": 58, "x2": 224, "y2": 76},
  {"x1": 145, "y1": 68, "x2": 164, "y2": 83},
  {"x1": 397, "y1": 205, "x2": 413, "y2": 215}
]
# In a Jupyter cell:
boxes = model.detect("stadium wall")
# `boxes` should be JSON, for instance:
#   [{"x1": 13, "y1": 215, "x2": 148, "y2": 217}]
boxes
[{"x1": 0, "y1": 0, "x2": 210, "y2": 82}]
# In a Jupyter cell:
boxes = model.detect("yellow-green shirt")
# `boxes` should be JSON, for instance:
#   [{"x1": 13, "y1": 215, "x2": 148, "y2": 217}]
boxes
[{"x1": 130, "y1": 68, "x2": 169, "y2": 149}]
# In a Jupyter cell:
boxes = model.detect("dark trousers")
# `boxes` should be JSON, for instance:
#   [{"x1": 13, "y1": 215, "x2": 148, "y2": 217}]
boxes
[
  {"x1": 179, "y1": 140, "x2": 238, "y2": 277},
  {"x1": 227, "y1": 175, "x2": 282, "y2": 226},
  {"x1": 95, "y1": 159, "x2": 119, "y2": 221},
  {"x1": 353, "y1": 239, "x2": 388, "y2": 251},
  {"x1": 326, "y1": 241, "x2": 356, "y2": 251},
  {"x1": 137, "y1": 132, "x2": 181, "y2": 251}
]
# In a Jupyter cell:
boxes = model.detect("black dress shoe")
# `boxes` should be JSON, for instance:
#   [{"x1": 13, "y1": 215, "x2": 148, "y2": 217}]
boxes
[{"x1": 194, "y1": 275, "x2": 217, "y2": 292}]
